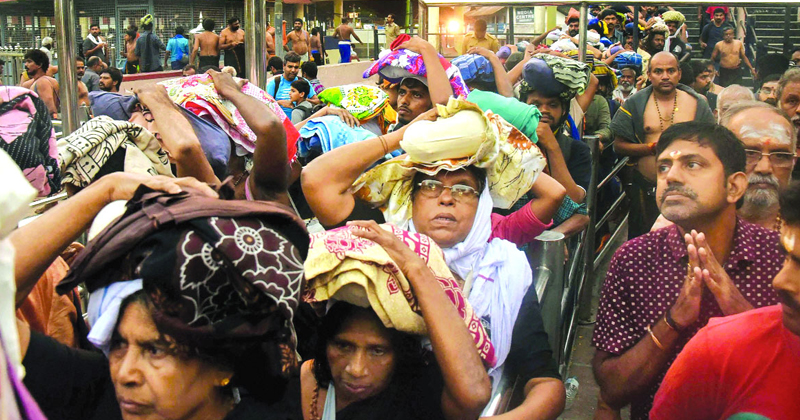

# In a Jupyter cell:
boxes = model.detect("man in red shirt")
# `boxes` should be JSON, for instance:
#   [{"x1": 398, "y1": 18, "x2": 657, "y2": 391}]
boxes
[{"x1": 651, "y1": 181, "x2": 800, "y2": 420}]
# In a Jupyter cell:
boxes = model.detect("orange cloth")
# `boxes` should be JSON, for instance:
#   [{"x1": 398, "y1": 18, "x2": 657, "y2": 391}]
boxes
[{"x1": 16, "y1": 256, "x2": 80, "y2": 348}]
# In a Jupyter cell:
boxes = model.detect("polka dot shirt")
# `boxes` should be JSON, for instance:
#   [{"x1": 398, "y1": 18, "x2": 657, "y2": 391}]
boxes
[{"x1": 592, "y1": 218, "x2": 784, "y2": 420}]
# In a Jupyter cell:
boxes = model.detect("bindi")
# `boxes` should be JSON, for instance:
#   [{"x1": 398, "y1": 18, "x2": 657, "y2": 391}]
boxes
[{"x1": 669, "y1": 150, "x2": 682, "y2": 159}]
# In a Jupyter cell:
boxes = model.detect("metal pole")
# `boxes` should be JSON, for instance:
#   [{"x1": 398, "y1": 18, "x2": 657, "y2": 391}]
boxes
[
  {"x1": 577, "y1": 135, "x2": 601, "y2": 322},
  {"x1": 418, "y1": 2, "x2": 427, "y2": 39},
  {"x1": 275, "y1": 0, "x2": 284, "y2": 58},
  {"x1": 373, "y1": 27, "x2": 379, "y2": 60},
  {"x1": 507, "y1": 7, "x2": 514, "y2": 47},
  {"x1": 631, "y1": 4, "x2": 638, "y2": 53},
  {"x1": 406, "y1": 0, "x2": 412, "y2": 31},
  {"x1": 578, "y1": 2, "x2": 587, "y2": 62},
  {"x1": 784, "y1": 6, "x2": 792, "y2": 55},
  {"x1": 54, "y1": 0, "x2": 79, "y2": 135},
  {"x1": 244, "y1": 0, "x2": 267, "y2": 90}
]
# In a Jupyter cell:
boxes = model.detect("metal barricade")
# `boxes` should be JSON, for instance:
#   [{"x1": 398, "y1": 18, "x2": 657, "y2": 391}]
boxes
[{"x1": 526, "y1": 230, "x2": 566, "y2": 355}]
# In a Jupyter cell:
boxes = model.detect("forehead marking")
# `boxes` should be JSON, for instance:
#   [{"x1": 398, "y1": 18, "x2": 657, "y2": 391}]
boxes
[
  {"x1": 738, "y1": 122, "x2": 793, "y2": 147},
  {"x1": 669, "y1": 150, "x2": 682, "y2": 159}
]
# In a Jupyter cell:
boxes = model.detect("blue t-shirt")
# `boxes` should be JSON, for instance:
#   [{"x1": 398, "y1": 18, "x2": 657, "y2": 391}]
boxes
[
  {"x1": 166, "y1": 36, "x2": 190, "y2": 63},
  {"x1": 267, "y1": 75, "x2": 316, "y2": 116}
]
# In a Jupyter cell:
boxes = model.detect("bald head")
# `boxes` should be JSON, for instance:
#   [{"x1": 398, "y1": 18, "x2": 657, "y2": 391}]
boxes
[
  {"x1": 648, "y1": 52, "x2": 681, "y2": 94},
  {"x1": 717, "y1": 85, "x2": 756, "y2": 122}
]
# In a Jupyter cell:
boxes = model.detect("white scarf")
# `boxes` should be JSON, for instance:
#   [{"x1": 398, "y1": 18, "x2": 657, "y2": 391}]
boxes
[
  {"x1": 410, "y1": 182, "x2": 532, "y2": 385},
  {"x1": 86, "y1": 33, "x2": 102, "y2": 45}
]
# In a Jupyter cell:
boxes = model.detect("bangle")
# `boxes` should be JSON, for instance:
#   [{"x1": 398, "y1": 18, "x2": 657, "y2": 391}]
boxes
[
  {"x1": 378, "y1": 136, "x2": 389, "y2": 155},
  {"x1": 645, "y1": 325, "x2": 666, "y2": 351},
  {"x1": 664, "y1": 309, "x2": 681, "y2": 332}
]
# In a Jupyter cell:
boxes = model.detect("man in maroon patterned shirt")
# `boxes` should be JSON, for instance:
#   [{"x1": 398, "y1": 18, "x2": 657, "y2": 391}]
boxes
[{"x1": 592, "y1": 121, "x2": 785, "y2": 420}]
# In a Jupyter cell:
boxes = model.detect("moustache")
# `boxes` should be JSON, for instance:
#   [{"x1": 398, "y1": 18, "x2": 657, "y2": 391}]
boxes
[
  {"x1": 777, "y1": 289, "x2": 800, "y2": 314},
  {"x1": 748, "y1": 173, "x2": 780, "y2": 189},
  {"x1": 660, "y1": 184, "x2": 698, "y2": 204}
]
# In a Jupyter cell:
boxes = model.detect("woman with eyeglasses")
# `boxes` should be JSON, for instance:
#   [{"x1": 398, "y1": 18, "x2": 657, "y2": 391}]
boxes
[{"x1": 302, "y1": 100, "x2": 568, "y2": 420}]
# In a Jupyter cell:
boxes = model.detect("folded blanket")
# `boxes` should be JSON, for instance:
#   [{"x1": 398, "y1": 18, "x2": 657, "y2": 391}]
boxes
[
  {"x1": 304, "y1": 224, "x2": 496, "y2": 367},
  {"x1": 363, "y1": 48, "x2": 470, "y2": 98},
  {"x1": 57, "y1": 116, "x2": 172, "y2": 187},
  {"x1": 451, "y1": 54, "x2": 495, "y2": 84}
]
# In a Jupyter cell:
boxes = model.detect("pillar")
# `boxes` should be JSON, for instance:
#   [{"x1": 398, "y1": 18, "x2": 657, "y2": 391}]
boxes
[
  {"x1": 334, "y1": 0, "x2": 344, "y2": 24},
  {"x1": 244, "y1": 0, "x2": 267, "y2": 89},
  {"x1": 295, "y1": 4, "x2": 304, "y2": 21},
  {"x1": 54, "y1": 0, "x2": 78, "y2": 135},
  {"x1": 427, "y1": 6, "x2": 439, "y2": 51},
  {"x1": 274, "y1": 0, "x2": 284, "y2": 58}
]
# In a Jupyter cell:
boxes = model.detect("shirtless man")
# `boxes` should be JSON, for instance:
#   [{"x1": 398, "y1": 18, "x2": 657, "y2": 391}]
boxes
[
  {"x1": 191, "y1": 19, "x2": 220, "y2": 70},
  {"x1": 219, "y1": 17, "x2": 245, "y2": 77},
  {"x1": 712, "y1": 27, "x2": 756, "y2": 88},
  {"x1": 266, "y1": 28, "x2": 276, "y2": 57},
  {"x1": 285, "y1": 18, "x2": 310, "y2": 61},
  {"x1": 333, "y1": 17, "x2": 362, "y2": 63},
  {"x1": 611, "y1": 52, "x2": 715, "y2": 238},
  {"x1": 124, "y1": 30, "x2": 139, "y2": 74},
  {"x1": 310, "y1": 28, "x2": 324, "y2": 65},
  {"x1": 75, "y1": 59, "x2": 90, "y2": 107},
  {"x1": 20, "y1": 49, "x2": 59, "y2": 118}
]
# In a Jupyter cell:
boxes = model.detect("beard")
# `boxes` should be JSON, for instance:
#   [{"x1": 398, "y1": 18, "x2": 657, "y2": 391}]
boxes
[
  {"x1": 619, "y1": 82, "x2": 633, "y2": 92},
  {"x1": 743, "y1": 173, "x2": 780, "y2": 209}
]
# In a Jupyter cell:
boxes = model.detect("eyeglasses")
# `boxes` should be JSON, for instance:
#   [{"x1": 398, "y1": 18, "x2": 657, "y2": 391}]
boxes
[
  {"x1": 744, "y1": 149, "x2": 796, "y2": 169},
  {"x1": 417, "y1": 179, "x2": 480, "y2": 202}
]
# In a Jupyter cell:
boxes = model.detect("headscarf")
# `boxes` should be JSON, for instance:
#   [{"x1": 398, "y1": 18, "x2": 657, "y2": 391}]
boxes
[
  {"x1": 363, "y1": 49, "x2": 470, "y2": 98},
  {"x1": 0, "y1": 87, "x2": 60, "y2": 197},
  {"x1": 60, "y1": 190, "x2": 309, "y2": 378},
  {"x1": 303, "y1": 224, "x2": 496, "y2": 367}
]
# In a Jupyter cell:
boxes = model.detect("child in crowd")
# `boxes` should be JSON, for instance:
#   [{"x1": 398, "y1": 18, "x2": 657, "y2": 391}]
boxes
[
  {"x1": 289, "y1": 78, "x2": 314, "y2": 123},
  {"x1": 301, "y1": 60, "x2": 325, "y2": 96}
]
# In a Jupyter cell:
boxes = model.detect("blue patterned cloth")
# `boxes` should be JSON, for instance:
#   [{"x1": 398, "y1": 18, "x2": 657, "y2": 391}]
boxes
[
  {"x1": 298, "y1": 115, "x2": 403, "y2": 158},
  {"x1": 451, "y1": 54, "x2": 495, "y2": 84}
]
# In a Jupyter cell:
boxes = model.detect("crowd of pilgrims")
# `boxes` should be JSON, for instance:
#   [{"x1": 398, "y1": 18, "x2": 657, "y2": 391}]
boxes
[{"x1": 3, "y1": 4, "x2": 800, "y2": 420}]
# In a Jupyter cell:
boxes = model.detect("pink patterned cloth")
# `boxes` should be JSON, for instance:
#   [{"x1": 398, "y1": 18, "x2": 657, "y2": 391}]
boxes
[
  {"x1": 303, "y1": 224, "x2": 497, "y2": 367},
  {"x1": 159, "y1": 74, "x2": 299, "y2": 161},
  {"x1": 363, "y1": 48, "x2": 470, "y2": 98}
]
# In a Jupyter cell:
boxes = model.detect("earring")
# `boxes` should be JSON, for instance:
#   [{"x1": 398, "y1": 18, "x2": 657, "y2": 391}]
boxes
[{"x1": 220, "y1": 378, "x2": 231, "y2": 387}]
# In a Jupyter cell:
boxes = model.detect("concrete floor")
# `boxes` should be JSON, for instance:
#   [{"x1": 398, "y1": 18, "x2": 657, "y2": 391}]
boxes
[{"x1": 559, "y1": 227, "x2": 630, "y2": 420}]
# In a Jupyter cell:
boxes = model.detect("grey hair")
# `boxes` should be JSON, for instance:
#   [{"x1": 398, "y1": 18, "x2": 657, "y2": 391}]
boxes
[
  {"x1": 720, "y1": 100, "x2": 797, "y2": 150},
  {"x1": 777, "y1": 68, "x2": 800, "y2": 103},
  {"x1": 717, "y1": 84, "x2": 755, "y2": 119}
]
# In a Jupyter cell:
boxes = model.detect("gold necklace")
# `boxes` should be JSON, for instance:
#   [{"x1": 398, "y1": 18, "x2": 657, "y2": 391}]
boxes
[{"x1": 654, "y1": 93, "x2": 678, "y2": 132}]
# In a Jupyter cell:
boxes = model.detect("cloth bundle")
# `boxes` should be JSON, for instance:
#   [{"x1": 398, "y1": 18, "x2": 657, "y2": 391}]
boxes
[
  {"x1": 451, "y1": 54, "x2": 495, "y2": 84},
  {"x1": 88, "y1": 91, "x2": 139, "y2": 121},
  {"x1": 57, "y1": 116, "x2": 172, "y2": 188},
  {"x1": 363, "y1": 48, "x2": 470, "y2": 98},
  {"x1": 354, "y1": 97, "x2": 546, "y2": 227},
  {"x1": 298, "y1": 115, "x2": 398, "y2": 159},
  {"x1": 613, "y1": 52, "x2": 644, "y2": 72},
  {"x1": 303, "y1": 224, "x2": 497, "y2": 367},
  {"x1": 466, "y1": 90, "x2": 541, "y2": 143},
  {"x1": 524, "y1": 53, "x2": 591, "y2": 100},
  {"x1": 592, "y1": 62, "x2": 618, "y2": 90},
  {"x1": 318, "y1": 84, "x2": 389, "y2": 121},
  {"x1": 160, "y1": 74, "x2": 300, "y2": 161},
  {"x1": 0, "y1": 87, "x2": 60, "y2": 197}
]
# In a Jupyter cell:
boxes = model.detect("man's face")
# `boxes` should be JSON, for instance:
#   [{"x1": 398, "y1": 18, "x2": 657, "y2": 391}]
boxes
[
  {"x1": 774, "y1": 223, "x2": 800, "y2": 337},
  {"x1": 98, "y1": 73, "x2": 116, "y2": 91},
  {"x1": 568, "y1": 21, "x2": 580, "y2": 37},
  {"x1": 780, "y1": 81, "x2": 800, "y2": 132},
  {"x1": 526, "y1": 91, "x2": 563, "y2": 130},
  {"x1": 648, "y1": 55, "x2": 681, "y2": 94},
  {"x1": 714, "y1": 11, "x2": 725, "y2": 25},
  {"x1": 603, "y1": 15, "x2": 617, "y2": 31},
  {"x1": 396, "y1": 80, "x2": 432, "y2": 124},
  {"x1": 759, "y1": 81, "x2": 779, "y2": 105},
  {"x1": 91, "y1": 26, "x2": 100, "y2": 36},
  {"x1": 667, "y1": 21, "x2": 679, "y2": 36},
  {"x1": 723, "y1": 29, "x2": 734, "y2": 42},
  {"x1": 652, "y1": 34, "x2": 666, "y2": 51},
  {"x1": 656, "y1": 140, "x2": 740, "y2": 226},
  {"x1": 386, "y1": 16, "x2": 394, "y2": 24},
  {"x1": 729, "y1": 109, "x2": 796, "y2": 212},
  {"x1": 693, "y1": 70, "x2": 713, "y2": 94},
  {"x1": 619, "y1": 69, "x2": 636, "y2": 92},
  {"x1": 792, "y1": 51, "x2": 800, "y2": 67},
  {"x1": 76, "y1": 61, "x2": 85, "y2": 78},
  {"x1": 294, "y1": 21, "x2": 302, "y2": 31},
  {"x1": 23, "y1": 58, "x2": 41, "y2": 75},
  {"x1": 475, "y1": 23, "x2": 487, "y2": 39},
  {"x1": 283, "y1": 60, "x2": 300, "y2": 80},
  {"x1": 624, "y1": 35, "x2": 634, "y2": 50},
  {"x1": 230, "y1": 20, "x2": 240, "y2": 31},
  {"x1": 182, "y1": 67, "x2": 196, "y2": 76}
]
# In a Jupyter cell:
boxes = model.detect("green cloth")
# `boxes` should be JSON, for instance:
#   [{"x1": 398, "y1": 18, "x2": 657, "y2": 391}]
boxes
[
  {"x1": 467, "y1": 90, "x2": 541, "y2": 143},
  {"x1": 726, "y1": 415, "x2": 772, "y2": 420},
  {"x1": 318, "y1": 84, "x2": 388, "y2": 121},
  {"x1": 584, "y1": 95, "x2": 612, "y2": 143}
]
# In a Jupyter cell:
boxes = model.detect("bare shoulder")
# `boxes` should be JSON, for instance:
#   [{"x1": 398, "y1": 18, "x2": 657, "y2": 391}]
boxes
[
  {"x1": 676, "y1": 89, "x2": 696, "y2": 102},
  {"x1": 21, "y1": 79, "x2": 33, "y2": 89}
]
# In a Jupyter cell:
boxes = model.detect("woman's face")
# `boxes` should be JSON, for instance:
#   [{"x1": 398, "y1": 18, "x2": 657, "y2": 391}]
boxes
[
  {"x1": 327, "y1": 311, "x2": 396, "y2": 408},
  {"x1": 411, "y1": 169, "x2": 480, "y2": 249},
  {"x1": 109, "y1": 302, "x2": 232, "y2": 420}
]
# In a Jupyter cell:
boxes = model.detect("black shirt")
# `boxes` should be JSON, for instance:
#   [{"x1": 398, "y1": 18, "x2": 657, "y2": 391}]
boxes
[{"x1": 556, "y1": 132, "x2": 592, "y2": 191}]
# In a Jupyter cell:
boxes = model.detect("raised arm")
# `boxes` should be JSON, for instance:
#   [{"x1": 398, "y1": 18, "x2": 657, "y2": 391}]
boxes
[
  {"x1": 468, "y1": 46, "x2": 513, "y2": 97},
  {"x1": 302, "y1": 109, "x2": 438, "y2": 226},
  {"x1": 210, "y1": 71, "x2": 291, "y2": 199},
  {"x1": 135, "y1": 84, "x2": 219, "y2": 185},
  {"x1": 348, "y1": 220, "x2": 491, "y2": 420},
  {"x1": 575, "y1": 74, "x2": 599, "y2": 113},
  {"x1": 531, "y1": 26, "x2": 560, "y2": 47},
  {"x1": 536, "y1": 122, "x2": 585, "y2": 203},
  {"x1": 396, "y1": 36, "x2": 453, "y2": 105},
  {"x1": 11, "y1": 173, "x2": 217, "y2": 307}
]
